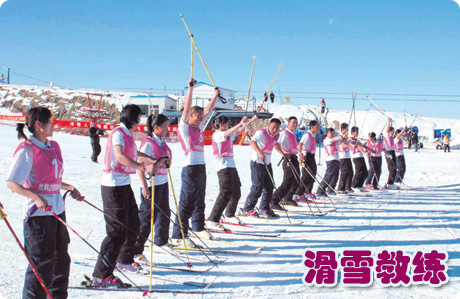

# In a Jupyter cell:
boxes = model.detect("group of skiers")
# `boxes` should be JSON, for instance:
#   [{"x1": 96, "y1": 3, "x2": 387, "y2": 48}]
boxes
[{"x1": 5, "y1": 77, "x2": 414, "y2": 297}]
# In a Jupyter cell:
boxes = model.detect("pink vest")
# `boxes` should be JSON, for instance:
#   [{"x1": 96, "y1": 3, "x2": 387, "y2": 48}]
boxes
[
  {"x1": 384, "y1": 134, "x2": 395, "y2": 151},
  {"x1": 367, "y1": 140, "x2": 383, "y2": 157},
  {"x1": 178, "y1": 124, "x2": 204, "y2": 155},
  {"x1": 324, "y1": 139, "x2": 339, "y2": 157},
  {"x1": 283, "y1": 130, "x2": 298, "y2": 154},
  {"x1": 351, "y1": 139, "x2": 363, "y2": 157},
  {"x1": 258, "y1": 128, "x2": 279, "y2": 155},
  {"x1": 14, "y1": 140, "x2": 63, "y2": 195},
  {"x1": 339, "y1": 139, "x2": 351, "y2": 153},
  {"x1": 212, "y1": 133, "x2": 233, "y2": 158},
  {"x1": 304, "y1": 131, "x2": 316, "y2": 154},
  {"x1": 103, "y1": 127, "x2": 137, "y2": 174},
  {"x1": 140, "y1": 137, "x2": 172, "y2": 176},
  {"x1": 395, "y1": 138, "x2": 404, "y2": 154}
]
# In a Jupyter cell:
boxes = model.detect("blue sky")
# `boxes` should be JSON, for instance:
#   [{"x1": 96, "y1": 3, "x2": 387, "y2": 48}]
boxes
[{"x1": 1, "y1": 0, "x2": 460, "y2": 118}]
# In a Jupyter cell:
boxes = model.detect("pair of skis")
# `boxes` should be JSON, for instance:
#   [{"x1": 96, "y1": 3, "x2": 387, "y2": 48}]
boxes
[{"x1": 70, "y1": 274, "x2": 213, "y2": 294}]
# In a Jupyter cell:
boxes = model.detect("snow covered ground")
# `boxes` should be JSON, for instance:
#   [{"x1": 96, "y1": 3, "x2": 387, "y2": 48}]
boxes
[{"x1": 1, "y1": 114, "x2": 460, "y2": 298}]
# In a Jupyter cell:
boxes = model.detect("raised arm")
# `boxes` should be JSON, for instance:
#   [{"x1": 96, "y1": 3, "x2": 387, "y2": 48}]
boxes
[
  {"x1": 225, "y1": 117, "x2": 247, "y2": 137},
  {"x1": 386, "y1": 118, "x2": 392, "y2": 134},
  {"x1": 181, "y1": 77, "x2": 195, "y2": 124},
  {"x1": 202, "y1": 88, "x2": 220, "y2": 123}
]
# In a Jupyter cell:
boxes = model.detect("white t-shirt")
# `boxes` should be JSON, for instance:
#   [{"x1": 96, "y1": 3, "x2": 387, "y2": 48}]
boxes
[
  {"x1": 338, "y1": 138, "x2": 351, "y2": 159},
  {"x1": 178, "y1": 120, "x2": 206, "y2": 166},
  {"x1": 251, "y1": 129, "x2": 278, "y2": 165},
  {"x1": 324, "y1": 138, "x2": 339, "y2": 162},
  {"x1": 299, "y1": 131, "x2": 316, "y2": 154},
  {"x1": 213, "y1": 131, "x2": 236, "y2": 171},
  {"x1": 139, "y1": 134, "x2": 169, "y2": 186},
  {"x1": 277, "y1": 129, "x2": 297, "y2": 153},
  {"x1": 7, "y1": 136, "x2": 65, "y2": 219},
  {"x1": 101, "y1": 124, "x2": 134, "y2": 187}
]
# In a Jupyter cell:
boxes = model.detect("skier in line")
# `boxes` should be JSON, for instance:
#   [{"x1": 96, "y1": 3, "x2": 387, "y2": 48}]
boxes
[
  {"x1": 206, "y1": 115, "x2": 257, "y2": 228},
  {"x1": 171, "y1": 77, "x2": 220, "y2": 245},
  {"x1": 316, "y1": 128, "x2": 345, "y2": 197},
  {"x1": 350, "y1": 126, "x2": 369, "y2": 192},
  {"x1": 365, "y1": 132, "x2": 384, "y2": 190},
  {"x1": 293, "y1": 120, "x2": 319, "y2": 202},
  {"x1": 134, "y1": 113, "x2": 175, "y2": 262},
  {"x1": 88, "y1": 120, "x2": 106, "y2": 163},
  {"x1": 92, "y1": 104, "x2": 159, "y2": 287},
  {"x1": 6, "y1": 107, "x2": 84, "y2": 298},
  {"x1": 271, "y1": 116, "x2": 300, "y2": 210},
  {"x1": 394, "y1": 126, "x2": 411, "y2": 185},
  {"x1": 242, "y1": 118, "x2": 284, "y2": 218},
  {"x1": 383, "y1": 119, "x2": 399, "y2": 190},
  {"x1": 336, "y1": 123, "x2": 354, "y2": 194}
]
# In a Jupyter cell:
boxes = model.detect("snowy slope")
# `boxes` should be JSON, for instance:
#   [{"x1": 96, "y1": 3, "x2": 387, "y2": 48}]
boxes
[{"x1": 1, "y1": 100, "x2": 460, "y2": 298}]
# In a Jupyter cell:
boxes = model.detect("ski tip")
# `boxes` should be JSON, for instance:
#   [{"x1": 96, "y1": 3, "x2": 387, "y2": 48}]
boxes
[
  {"x1": 187, "y1": 262, "x2": 193, "y2": 268},
  {"x1": 142, "y1": 290, "x2": 149, "y2": 296}
]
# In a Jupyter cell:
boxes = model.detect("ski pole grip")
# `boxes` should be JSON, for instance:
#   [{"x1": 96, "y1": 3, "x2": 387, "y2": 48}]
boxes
[{"x1": 0, "y1": 207, "x2": 7, "y2": 220}]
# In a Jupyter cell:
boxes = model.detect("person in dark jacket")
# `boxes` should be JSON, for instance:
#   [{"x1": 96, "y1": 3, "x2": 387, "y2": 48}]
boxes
[{"x1": 88, "y1": 121, "x2": 106, "y2": 163}]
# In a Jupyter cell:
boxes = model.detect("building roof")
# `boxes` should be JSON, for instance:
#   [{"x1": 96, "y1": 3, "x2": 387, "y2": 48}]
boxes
[
  {"x1": 184, "y1": 82, "x2": 235, "y2": 93},
  {"x1": 130, "y1": 95, "x2": 178, "y2": 102}
]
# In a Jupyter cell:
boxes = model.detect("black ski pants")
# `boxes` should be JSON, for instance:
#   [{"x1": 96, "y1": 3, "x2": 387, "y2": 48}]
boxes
[
  {"x1": 337, "y1": 158, "x2": 353, "y2": 192},
  {"x1": 352, "y1": 157, "x2": 368, "y2": 188},
  {"x1": 208, "y1": 167, "x2": 242, "y2": 222},
  {"x1": 244, "y1": 161, "x2": 274, "y2": 212},
  {"x1": 272, "y1": 155, "x2": 299, "y2": 204},
  {"x1": 93, "y1": 185, "x2": 140, "y2": 279},
  {"x1": 317, "y1": 160, "x2": 340, "y2": 195},
  {"x1": 366, "y1": 156, "x2": 382, "y2": 188},
  {"x1": 385, "y1": 150, "x2": 397, "y2": 185},
  {"x1": 295, "y1": 153, "x2": 317, "y2": 195},
  {"x1": 134, "y1": 182, "x2": 170, "y2": 253},
  {"x1": 23, "y1": 213, "x2": 70, "y2": 299},
  {"x1": 171, "y1": 165, "x2": 206, "y2": 239},
  {"x1": 91, "y1": 142, "x2": 101, "y2": 163},
  {"x1": 395, "y1": 155, "x2": 406, "y2": 183}
]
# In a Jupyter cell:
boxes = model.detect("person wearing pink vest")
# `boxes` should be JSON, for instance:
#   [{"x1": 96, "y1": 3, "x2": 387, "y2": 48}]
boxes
[
  {"x1": 383, "y1": 118, "x2": 399, "y2": 189},
  {"x1": 365, "y1": 132, "x2": 384, "y2": 190},
  {"x1": 133, "y1": 114, "x2": 175, "y2": 259},
  {"x1": 394, "y1": 126, "x2": 411, "y2": 185},
  {"x1": 207, "y1": 115, "x2": 256, "y2": 228},
  {"x1": 337, "y1": 123, "x2": 354, "y2": 194},
  {"x1": 6, "y1": 107, "x2": 83, "y2": 299},
  {"x1": 92, "y1": 104, "x2": 159, "y2": 288},
  {"x1": 294, "y1": 120, "x2": 320, "y2": 201},
  {"x1": 242, "y1": 118, "x2": 283, "y2": 218},
  {"x1": 350, "y1": 126, "x2": 369, "y2": 192},
  {"x1": 271, "y1": 116, "x2": 300, "y2": 210},
  {"x1": 171, "y1": 78, "x2": 220, "y2": 246},
  {"x1": 316, "y1": 128, "x2": 345, "y2": 196}
]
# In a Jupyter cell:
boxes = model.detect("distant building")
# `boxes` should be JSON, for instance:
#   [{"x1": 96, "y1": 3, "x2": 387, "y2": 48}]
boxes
[
  {"x1": 130, "y1": 95, "x2": 178, "y2": 117},
  {"x1": 181, "y1": 82, "x2": 235, "y2": 110}
]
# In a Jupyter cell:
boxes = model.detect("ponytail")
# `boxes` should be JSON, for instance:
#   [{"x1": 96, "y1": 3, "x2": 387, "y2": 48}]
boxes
[{"x1": 16, "y1": 123, "x2": 29, "y2": 141}]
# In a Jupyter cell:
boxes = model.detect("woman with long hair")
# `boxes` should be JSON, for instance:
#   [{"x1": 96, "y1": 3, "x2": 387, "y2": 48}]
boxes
[{"x1": 6, "y1": 107, "x2": 83, "y2": 299}]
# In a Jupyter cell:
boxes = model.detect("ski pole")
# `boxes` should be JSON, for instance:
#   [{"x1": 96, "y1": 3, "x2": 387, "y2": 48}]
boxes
[
  {"x1": 180, "y1": 14, "x2": 226, "y2": 103},
  {"x1": 149, "y1": 175, "x2": 155, "y2": 297},
  {"x1": 0, "y1": 206, "x2": 54, "y2": 299},
  {"x1": 367, "y1": 95, "x2": 389, "y2": 118},
  {"x1": 80, "y1": 197, "x2": 189, "y2": 265},
  {"x1": 256, "y1": 64, "x2": 283, "y2": 115},
  {"x1": 308, "y1": 164, "x2": 343, "y2": 201},
  {"x1": 45, "y1": 206, "x2": 149, "y2": 296},
  {"x1": 285, "y1": 157, "x2": 327, "y2": 213},
  {"x1": 409, "y1": 99, "x2": 426, "y2": 127},
  {"x1": 190, "y1": 35, "x2": 194, "y2": 78},
  {"x1": 150, "y1": 196, "x2": 219, "y2": 266},
  {"x1": 263, "y1": 161, "x2": 292, "y2": 225},
  {"x1": 300, "y1": 162, "x2": 337, "y2": 209},
  {"x1": 244, "y1": 55, "x2": 257, "y2": 116}
]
